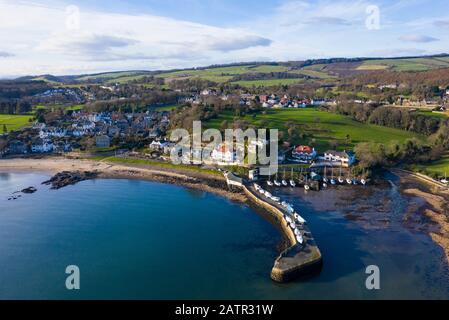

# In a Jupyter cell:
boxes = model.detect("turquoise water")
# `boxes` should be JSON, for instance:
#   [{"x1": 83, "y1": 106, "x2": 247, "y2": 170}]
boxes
[{"x1": 0, "y1": 172, "x2": 448, "y2": 300}]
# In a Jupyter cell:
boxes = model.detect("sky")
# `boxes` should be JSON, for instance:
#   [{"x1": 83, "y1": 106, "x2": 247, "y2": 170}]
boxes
[{"x1": 0, "y1": 0, "x2": 448, "y2": 77}]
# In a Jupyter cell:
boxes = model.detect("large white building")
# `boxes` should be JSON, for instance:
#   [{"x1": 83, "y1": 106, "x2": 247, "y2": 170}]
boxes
[{"x1": 322, "y1": 150, "x2": 356, "y2": 167}]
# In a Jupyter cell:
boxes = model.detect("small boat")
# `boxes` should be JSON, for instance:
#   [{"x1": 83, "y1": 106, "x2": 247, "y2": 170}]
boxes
[
  {"x1": 338, "y1": 167, "x2": 344, "y2": 184},
  {"x1": 254, "y1": 183, "x2": 261, "y2": 190},
  {"x1": 322, "y1": 182, "x2": 328, "y2": 188},
  {"x1": 271, "y1": 196, "x2": 280, "y2": 202},
  {"x1": 323, "y1": 166, "x2": 328, "y2": 183},
  {"x1": 258, "y1": 189, "x2": 265, "y2": 194},
  {"x1": 267, "y1": 180, "x2": 274, "y2": 186},
  {"x1": 281, "y1": 201, "x2": 288, "y2": 208},
  {"x1": 352, "y1": 179, "x2": 358, "y2": 185},
  {"x1": 296, "y1": 235, "x2": 304, "y2": 244},
  {"x1": 294, "y1": 228, "x2": 301, "y2": 236},
  {"x1": 289, "y1": 168, "x2": 296, "y2": 187},
  {"x1": 274, "y1": 179, "x2": 281, "y2": 187},
  {"x1": 304, "y1": 175, "x2": 310, "y2": 191},
  {"x1": 360, "y1": 179, "x2": 367, "y2": 185},
  {"x1": 290, "y1": 222, "x2": 297, "y2": 229},
  {"x1": 265, "y1": 191, "x2": 272, "y2": 198},
  {"x1": 294, "y1": 213, "x2": 306, "y2": 224},
  {"x1": 346, "y1": 178, "x2": 352, "y2": 185},
  {"x1": 281, "y1": 169, "x2": 288, "y2": 186},
  {"x1": 285, "y1": 216, "x2": 293, "y2": 224}
]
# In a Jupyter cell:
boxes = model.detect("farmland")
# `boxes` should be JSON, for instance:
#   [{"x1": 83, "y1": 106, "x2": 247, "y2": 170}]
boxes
[
  {"x1": 356, "y1": 57, "x2": 449, "y2": 72},
  {"x1": 0, "y1": 114, "x2": 34, "y2": 132},
  {"x1": 205, "y1": 108, "x2": 424, "y2": 152},
  {"x1": 411, "y1": 153, "x2": 449, "y2": 178}
]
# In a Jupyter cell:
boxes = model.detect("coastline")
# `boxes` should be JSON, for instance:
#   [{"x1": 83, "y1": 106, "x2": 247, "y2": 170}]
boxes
[
  {"x1": 392, "y1": 169, "x2": 449, "y2": 263},
  {"x1": 0, "y1": 157, "x2": 248, "y2": 204},
  {"x1": 0, "y1": 157, "x2": 322, "y2": 282}
]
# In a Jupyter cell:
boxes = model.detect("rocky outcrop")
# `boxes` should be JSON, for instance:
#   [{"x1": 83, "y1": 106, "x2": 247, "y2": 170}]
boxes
[{"x1": 42, "y1": 171, "x2": 98, "y2": 189}]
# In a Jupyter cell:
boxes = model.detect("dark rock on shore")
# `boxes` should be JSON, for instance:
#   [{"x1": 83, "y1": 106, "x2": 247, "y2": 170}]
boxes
[
  {"x1": 21, "y1": 187, "x2": 37, "y2": 194},
  {"x1": 42, "y1": 171, "x2": 98, "y2": 189}
]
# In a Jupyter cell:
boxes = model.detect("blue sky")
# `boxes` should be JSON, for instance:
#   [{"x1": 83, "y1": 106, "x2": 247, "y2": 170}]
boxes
[{"x1": 0, "y1": 0, "x2": 448, "y2": 76}]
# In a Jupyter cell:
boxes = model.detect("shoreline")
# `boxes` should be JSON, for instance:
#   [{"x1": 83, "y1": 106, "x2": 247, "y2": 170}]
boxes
[
  {"x1": 392, "y1": 169, "x2": 449, "y2": 263},
  {"x1": 0, "y1": 157, "x2": 248, "y2": 204},
  {"x1": 0, "y1": 157, "x2": 322, "y2": 282}
]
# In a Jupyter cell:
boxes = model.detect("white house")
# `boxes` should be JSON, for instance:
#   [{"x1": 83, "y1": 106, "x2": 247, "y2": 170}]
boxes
[
  {"x1": 211, "y1": 144, "x2": 238, "y2": 164},
  {"x1": 322, "y1": 150, "x2": 356, "y2": 167},
  {"x1": 150, "y1": 140, "x2": 169, "y2": 151},
  {"x1": 31, "y1": 139, "x2": 54, "y2": 153}
]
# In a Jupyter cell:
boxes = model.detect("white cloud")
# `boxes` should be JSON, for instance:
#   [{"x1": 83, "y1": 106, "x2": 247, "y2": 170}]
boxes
[
  {"x1": 0, "y1": 51, "x2": 14, "y2": 57},
  {"x1": 0, "y1": 0, "x2": 272, "y2": 75},
  {"x1": 399, "y1": 34, "x2": 439, "y2": 43}
]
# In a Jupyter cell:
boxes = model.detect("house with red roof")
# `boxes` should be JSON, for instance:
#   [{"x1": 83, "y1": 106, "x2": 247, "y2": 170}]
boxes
[{"x1": 292, "y1": 145, "x2": 317, "y2": 163}]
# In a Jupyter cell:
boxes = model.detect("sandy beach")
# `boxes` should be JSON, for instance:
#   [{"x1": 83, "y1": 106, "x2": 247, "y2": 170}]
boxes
[
  {"x1": 0, "y1": 158, "x2": 248, "y2": 203},
  {"x1": 393, "y1": 169, "x2": 449, "y2": 263}
]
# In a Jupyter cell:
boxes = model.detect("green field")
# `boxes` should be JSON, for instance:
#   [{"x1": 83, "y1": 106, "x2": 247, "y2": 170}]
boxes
[
  {"x1": 357, "y1": 57, "x2": 449, "y2": 72},
  {"x1": 34, "y1": 104, "x2": 84, "y2": 111},
  {"x1": 417, "y1": 110, "x2": 448, "y2": 119},
  {"x1": 153, "y1": 104, "x2": 180, "y2": 112},
  {"x1": 412, "y1": 154, "x2": 449, "y2": 178},
  {"x1": 0, "y1": 114, "x2": 34, "y2": 132},
  {"x1": 230, "y1": 78, "x2": 304, "y2": 87},
  {"x1": 205, "y1": 109, "x2": 423, "y2": 152}
]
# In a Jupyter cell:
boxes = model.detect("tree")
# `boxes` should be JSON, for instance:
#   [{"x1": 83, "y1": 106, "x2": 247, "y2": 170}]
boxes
[{"x1": 2, "y1": 124, "x2": 7, "y2": 134}]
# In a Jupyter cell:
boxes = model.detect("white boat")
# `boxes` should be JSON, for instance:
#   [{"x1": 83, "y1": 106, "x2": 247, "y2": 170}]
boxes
[
  {"x1": 338, "y1": 177, "x2": 344, "y2": 184},
  {"x1": 271, "y1": 196, "x2": 280, "y2": 202},
  {"x1": 290, "y1": 222, "x2": 296, "y2": 229},
  {"x1": 281, "y1": 201, "x2": 288, "y2": 207},
  {"x1": 265, "y1": 191, "x2": 272, "y2": 198},
  {"x1": 254, "y1": 183, "x2": 261, "y2": 190},
  {"x1": 282, "y1": 180, "x2": 288, "y2": 186},
  {"x1": 274, "y1": 180, "x2": 281, "y2": 187},
  {"x1": 296, "y1": 235, "x2": 304, "y2": 244},
  {"x1": 294, "y1": 214, "x2": 306, "y2": 224},
  {"x1": 304, "y1": 184, "x2": 310, "y2": 191},
  {"x1": 322, "y1": 182, "x2": 328, "y2": 188},
  {"x1": 290, "y1": 180, "x2": 296, "y2": 187},
  {"x1": 294, "y1": 228, "x2": 301, "y2": 236},
  {"x1": 346, "y1": 178, "x2": 352, "y2": 185},
  {"x1": 285, "y1": 216, "x2": 293, "y2": 224},
  {"x1": 360, "y1": 179, "x2": 366, "y2": 185},
  {"x1": 267, "y1": 180, "x2": 274, "y2": 186}
]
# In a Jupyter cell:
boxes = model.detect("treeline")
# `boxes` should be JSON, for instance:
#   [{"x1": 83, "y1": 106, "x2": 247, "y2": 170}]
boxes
[
  {"x1": 0, "y1": 80, "x2": 50, "y2": 100},
  {"x1": 328, "y1": 103, "x2": 442, "y2": 135},
  {"x1": 230, "y1": 72, "x2": 307, "y2": 82},
  {"x1": 0, "y1": 101, "x2": 32, "y2": 114},
  {"x1": 355, "y1": 122, "x2": 449, "y2": 174},
  {"x1": 84, "y1": 90, "x2": 182, "y2": 113}
]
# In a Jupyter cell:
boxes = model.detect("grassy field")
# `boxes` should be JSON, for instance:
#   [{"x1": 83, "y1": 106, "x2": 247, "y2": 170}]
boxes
[
  {"x1": 357, "y1": 57, "x2": 449, "y2": 72},
  {"x1": 0, "y1": 114, "x2": 34, "y2": 132},
  {"x1": 91, "y1": 156, "x2": 222, "y2": 176},
  {"x1": 153, "y1": 104, "x2": 180, "y2": 112},
  {"x1": 411, "y1": 154, "x2": 449, "y2": 178},
  {"x1": 205, "y1": 108, "x2": 423, "y2": 152},
  {"x1": 34, "y1": 104, "x2": 84, "y2": 111},
  {"x1": 417, "y1": 110, "x2": 449, "y2": 119},
  {"x1": 230, "y1": 78, "x2": 304, "y2": 87}
]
